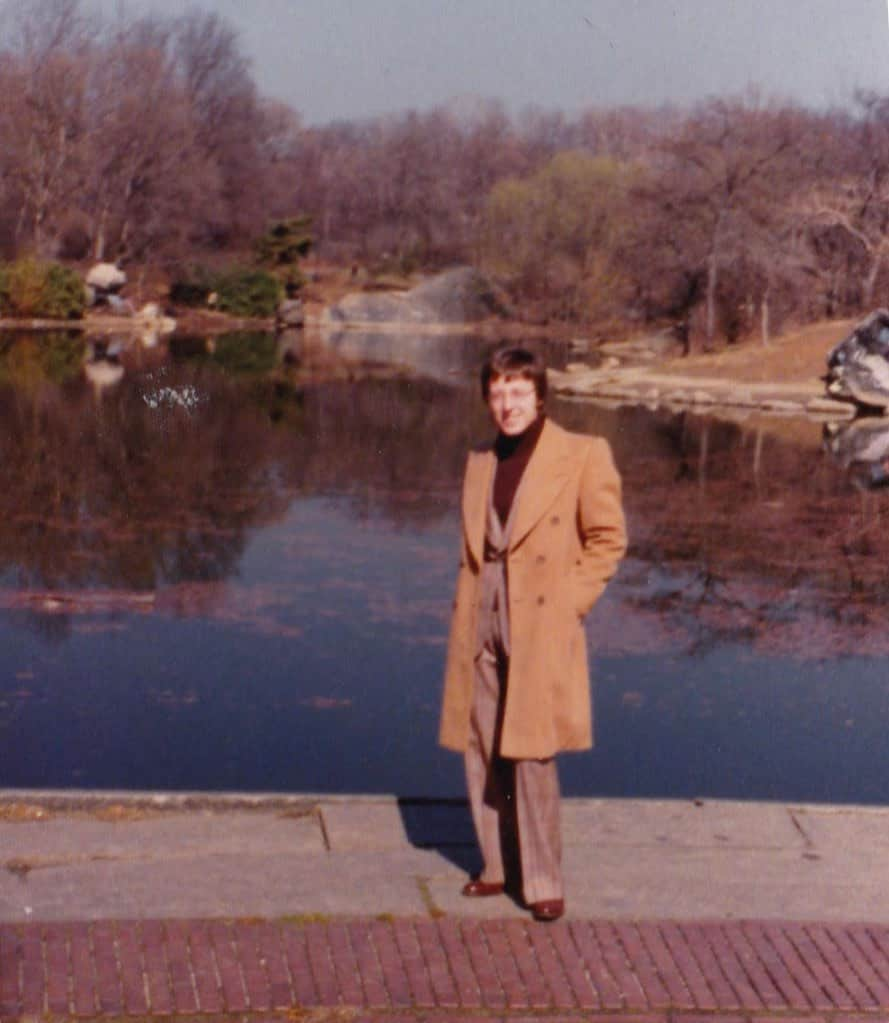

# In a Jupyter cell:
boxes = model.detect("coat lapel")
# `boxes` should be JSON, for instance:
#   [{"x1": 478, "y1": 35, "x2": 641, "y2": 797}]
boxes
[
  {"x1": 510, "y1": 419, "x2": 574, "y2": 549},
  {"x1": 462, "y1": 447, "x2": 495, "y2": 568}
]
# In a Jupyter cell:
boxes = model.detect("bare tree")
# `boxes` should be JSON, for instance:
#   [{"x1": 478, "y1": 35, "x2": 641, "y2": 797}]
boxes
[{"x1": 641, "y1": 98, "x2": 805, "y2": 349}]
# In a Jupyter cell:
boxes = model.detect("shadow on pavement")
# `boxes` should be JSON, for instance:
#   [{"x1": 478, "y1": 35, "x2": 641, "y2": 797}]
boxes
[{"x1": 396, "y1": 796, "x2": 478, "y2": 874}]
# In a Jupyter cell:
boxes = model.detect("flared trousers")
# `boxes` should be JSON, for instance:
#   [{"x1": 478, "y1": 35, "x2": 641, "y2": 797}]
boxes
[{"x1": 464, "y1": 643, "x2": 563, "y2": 904}]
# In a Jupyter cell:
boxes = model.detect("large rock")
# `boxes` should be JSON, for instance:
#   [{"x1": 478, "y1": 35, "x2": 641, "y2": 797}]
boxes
[
  {"x1": 325, "y1": 266, "x2": 510, "y2": 327},
  {"x1": 276, "y1": 298, "x2": 305, "y2": 328},
  {"x1": 826, "y1": 309, "x2": 889, "y2": 410},
  {"x1": 86, "y1": 262, "x2": 127, "y2": 292},
  {"x1": 824, "y1": 417, "x2": 889, "y2": 489}
]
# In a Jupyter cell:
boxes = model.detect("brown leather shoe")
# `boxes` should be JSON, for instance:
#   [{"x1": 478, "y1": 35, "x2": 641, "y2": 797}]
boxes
[
  {"x1": 530, "y1": 899, "x2": 564, "y2": 922},
  {"x1": 461, "y1": 878, "x2": 505, "y2": 897}
]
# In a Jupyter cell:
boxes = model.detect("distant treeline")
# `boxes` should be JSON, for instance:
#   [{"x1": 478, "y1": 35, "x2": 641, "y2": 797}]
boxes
[{"x1": 3, "y1": 0, "x2": 889, "y2": 347}]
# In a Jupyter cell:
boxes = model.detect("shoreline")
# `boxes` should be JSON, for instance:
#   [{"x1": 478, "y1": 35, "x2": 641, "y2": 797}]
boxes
[
  {"x1": 0, "y1": 308, "x2": 865, "y2": 419},
  {"x1": 549, "y1": 364, "x2": 856, "y2": 420}
]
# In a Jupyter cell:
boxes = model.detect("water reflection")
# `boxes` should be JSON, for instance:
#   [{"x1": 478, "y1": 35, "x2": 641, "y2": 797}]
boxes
[
  {"x1": 1, "y1": 328, "x2": 889, "y2": 801},
  {"x1": 824, "y1": 417, "x2": 889, "y2": 490}
]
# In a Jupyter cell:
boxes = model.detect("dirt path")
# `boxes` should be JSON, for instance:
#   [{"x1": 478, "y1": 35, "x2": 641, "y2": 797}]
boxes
[
  {"x1": 657, "y1": 318, "x2": 854, "y2": 385},
  {"x1": 552, "y1": 318, "x2": 859, "y2": 418}
]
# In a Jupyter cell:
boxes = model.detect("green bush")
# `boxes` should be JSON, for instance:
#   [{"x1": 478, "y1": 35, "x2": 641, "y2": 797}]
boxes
[
  {"x1": 213, "y1": 268, "x2": 282, "y2": 318},
  {"x1": 0, "y1": 258, "x2": 85, "y2": 319},
  {"x1": 255, "y1": 216, "x2": 312, "y2": 268},
  {"x1": 211, "y1": 331, "x2": 278, "y2": 374},
  {"x1": 169, "y1": 266, "x2": 283, "y2": 318},
  {"x1": 169, "y1": 266, "x2": 215, "y2": 307},
  {"x1": 41, "y1": 263, "x2": 86, "y2": 319}
]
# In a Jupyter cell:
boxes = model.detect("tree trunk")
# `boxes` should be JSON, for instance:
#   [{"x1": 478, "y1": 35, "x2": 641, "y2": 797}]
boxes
[
  {"x1": 863, "y1": 253, "x2": 882, "y2": 308},
  {"x1": 704, "y1": 249, "x2": 718, "y2": 352},
  {"x1": 93, "y1": 207, "x2": 107, "y2": 262},
  {"x1": 760, "y1": 286, "x2": 770, "y2": 346}
]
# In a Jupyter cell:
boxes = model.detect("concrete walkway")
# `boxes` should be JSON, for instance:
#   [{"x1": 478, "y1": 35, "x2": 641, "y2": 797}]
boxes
[{"x1": 2, "y1": 791, "x2": 889, "y2": 1021}]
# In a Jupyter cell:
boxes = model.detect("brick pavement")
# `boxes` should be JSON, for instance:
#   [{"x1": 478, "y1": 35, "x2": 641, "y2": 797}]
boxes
[{"x1": 4, "y1": 917, "x2": 889, "y2": 1022}]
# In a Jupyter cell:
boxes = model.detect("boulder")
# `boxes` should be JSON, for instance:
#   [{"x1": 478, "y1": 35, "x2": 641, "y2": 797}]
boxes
[
  {"x1": 326, "y1": 266, "x2": 510, "y2": 327},
  {"x1": 276, "y1": 298, "x2": 305, "y2": 329},
  {"x1": 85, "y1": 262, "x2": 127, "y2": 293},
  {"x1": 826, "y1": 309, "x2": 889, "y2": 410},
  {"x1": 824, "y1": 417, "x2": 889, "y2": 489}
]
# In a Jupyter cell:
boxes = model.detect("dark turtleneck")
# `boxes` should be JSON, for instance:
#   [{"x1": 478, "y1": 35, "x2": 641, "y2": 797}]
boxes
[{"x1": 492, "y1": 413, "x2": 545, "y2": 524}]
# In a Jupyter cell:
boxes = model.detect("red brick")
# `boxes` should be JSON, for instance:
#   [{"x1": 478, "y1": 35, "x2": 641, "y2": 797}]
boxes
[
  {"x1": 570, "y1": 921, "x2": 629, "y2": 1009},
  {"x1": 232, "y1": 922, "x2": 272, "y2": 1011},
  {"x1": 459, "y1": 919, "x2": 507, "y2": 1008},
  {"x1": 611, "y1": 921, "x2": 670, "y2": 1009},
  {"x1": 43, "y1": 923, "x2": 71, "y2": 1015},
  {"x1": 833, "y1": 1015, "x2": 889, "y2": 1023},
  {"x1": 436, "y1": 917, "x2": 483, "y2": 1008},
  {"x1": 547, "y1": 920, "x2": 600, "y2": 1009},
  {"x1": 524, "y1": 920, "x2": 576, "y2": 1007},
  {"x1": 0, "y1": 928, "x2": 21, "y2": 1017},
  {"x1": 752, "y1": 1017, "x2": 827, "y2": 1023},
  {"x1": 720, "y1": 922, "x2": 784, "y2": 1010},
  {"x1": 68, "y1": 922, "x2": 97, "y2": 1017},
  {"x1": 659, "y1": 921, "x2": 719, "y2": 1011},
  {"x1": 281, "y1": 922, "x2": 321, "y2": 1006},
  {"x1": 209, "y1": 920, "x2": 248, "y2": 1011},
  {"x1": 391, "y1": 918, "x2": 437, "y2": 1008},
  {"x1": 638, "y1": 921, "x2": 695, "y2": 1009},
  {"x1": 842, "y1": 925, "x2": 889, "y2": 1003},
  {"x1": 254, "y1": 921, "x2": 295, "y2": 1010},
  {"x1": 303, "y1": 922, "x2": 340, "y2": 1006},
  {"x1": 415, "y1": 919, "x2": 459, "y2": 1007},
  {"x1": 163, "y1": 920, "x2": 198, "y2": 1014},
  {"x1": 185, "y1": 920, "x2": 223, "y2": 1014},
  {"x1": 114, "y1": 921, "x2": 149, "y2": 1016},
  {"x1": 503, "y1": 918, "x2": 551, "y2": 1006},
  {"x1": 19, "y1": 932, "x2": 43, "y2": 1016},
  {"x1": 140, "y1": 919, "x2": 173, "y2": 1015},
  {"x1": 346, "y1": 920, "x2": 389, "y2": 1006},
  {"x1": 750, "y1": 921, "x2": 822, "y2": 1009},
  {"x1": 484, "y1": 920, "x2": 531, "y2": 1008},
  {"x1": 325, "y1": 921, "x2": 365, "y2": 1005},
  {"x1": 807, "y1": 923, "x2": 878, "y2": 1011},
  {"x1": 678, "y1": 922, "x2": 743, "y2": 1010},
  {"x1": 369, "y1": 919, "x2": 413, "y2": 1007},
  {"x1": 787, "y1": 922, "x2": 857, "y2": 1010},
  {"x1": 672, "y1": 1015, "x2": 747, "y2": 1023}
]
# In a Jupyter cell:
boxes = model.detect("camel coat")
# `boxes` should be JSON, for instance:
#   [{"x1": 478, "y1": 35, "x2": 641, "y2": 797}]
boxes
[{"x1": 439, "y1": 418, "x2": 627, "y2": 760}]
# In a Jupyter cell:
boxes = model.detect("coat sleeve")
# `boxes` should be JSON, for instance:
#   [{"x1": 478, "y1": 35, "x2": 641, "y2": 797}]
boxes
[{"x1": 572, "y1": 437, "x2": 627, "y2": 616}]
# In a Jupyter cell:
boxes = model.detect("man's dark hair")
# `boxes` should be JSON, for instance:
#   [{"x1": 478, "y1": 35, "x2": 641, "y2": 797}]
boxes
[{"x1": 480, "y1": 346, "x2": 547, "y2": 401}]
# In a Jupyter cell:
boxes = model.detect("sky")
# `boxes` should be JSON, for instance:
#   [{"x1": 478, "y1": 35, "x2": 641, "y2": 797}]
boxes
[{"x1": 91, "y1": 0, "x2": 889, "y2": 125}]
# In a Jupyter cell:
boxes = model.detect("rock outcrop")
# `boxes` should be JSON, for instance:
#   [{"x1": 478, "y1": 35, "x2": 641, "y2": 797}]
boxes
[
  {"x1": 324, "y1": 266, "x2": 509, "y2": 328},
  {"x1": 825, "y1": 309, "x2": 889, "y2": 411},
  {"x1": 85, "y1": 263, "x2": 127, "y2": 308}
]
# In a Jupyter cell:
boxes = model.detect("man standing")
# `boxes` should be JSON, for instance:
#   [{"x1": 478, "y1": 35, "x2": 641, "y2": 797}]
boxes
[{"x1": 439, "y1": 346, "x2": 626, "y2": 922}]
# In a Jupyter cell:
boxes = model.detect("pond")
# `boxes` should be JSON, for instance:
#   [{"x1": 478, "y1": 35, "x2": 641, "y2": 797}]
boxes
[{"x1": 1, "y1": 326, "x2": 887, "y2": 804}]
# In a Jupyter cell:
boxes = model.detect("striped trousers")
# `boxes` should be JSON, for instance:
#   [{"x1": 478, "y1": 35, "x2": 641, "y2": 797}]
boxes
[{"x1": 465, "y1": 644, "x2": 563, "y2": 904}]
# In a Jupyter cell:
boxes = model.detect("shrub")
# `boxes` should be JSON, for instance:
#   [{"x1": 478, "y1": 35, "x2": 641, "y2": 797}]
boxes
[
  {"x1": 213, "y1": 268, "x2": 282, "y2": 318},
  {"x1": 41, "y1": 263, "x2": 87, "y2": 319},
  {"x1": 211, "y1": 331, "x2": 278, "y2": 374},
  {"x1": 255, "y1": 216, "x2": 312, "y2": 268},
  {"x1": 169, "y1": 266, "x2": 215, "y2": 307},
  {"x1": 0, "y1": 258, "x2": 85, "y2": 319},
  {"x1": 169, "y1": 266, "x2": 283, "y2": 318}
]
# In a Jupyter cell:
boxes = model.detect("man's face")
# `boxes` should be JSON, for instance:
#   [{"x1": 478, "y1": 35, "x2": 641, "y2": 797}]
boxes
[{"x1": 487, "y1": 373, "x2": 540, "y2": 435}]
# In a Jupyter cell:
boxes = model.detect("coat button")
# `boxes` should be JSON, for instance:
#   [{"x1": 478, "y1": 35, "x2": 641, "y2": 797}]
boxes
[{"x1": 537, "y1": 595, "x2": 545, "y2": 606}]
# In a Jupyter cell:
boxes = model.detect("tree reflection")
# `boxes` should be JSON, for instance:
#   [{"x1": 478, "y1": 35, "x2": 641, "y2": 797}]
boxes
[
  {"x1": 0, "y1": 333, "x2": 486, "y2": 602},
  {"x1": 557, "y1": 400, "x2": 889, "y2": 656}
]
